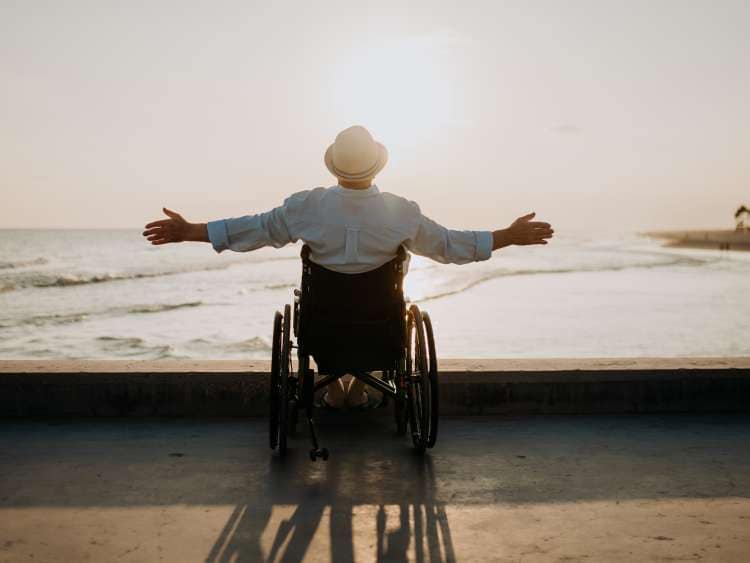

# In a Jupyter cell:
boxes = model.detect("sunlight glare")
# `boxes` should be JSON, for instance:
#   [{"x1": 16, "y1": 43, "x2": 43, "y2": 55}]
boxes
[{"x1": 327, "y1": 33, "x2": 474, "y2": 159}]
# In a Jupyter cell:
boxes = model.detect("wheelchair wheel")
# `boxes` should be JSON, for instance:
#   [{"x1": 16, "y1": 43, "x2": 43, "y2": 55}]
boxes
[
  {"x1": 269, "y1": 305, "x2": 292, "y2": 456},
  {"x1": 422, "y1": 311, "x2": 439, "y2": 448},
  {"x1": 406, "y1": 305, "x2": 431, "y2": 452},
  {"x1": 269, "y1": 311, "x2": 282, "y2": 450}
]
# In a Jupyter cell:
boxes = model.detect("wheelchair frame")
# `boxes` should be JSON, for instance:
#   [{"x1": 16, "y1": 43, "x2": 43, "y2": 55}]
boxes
[{"x1": 269, "y1": 245, "x2": 439, "y2": 461}]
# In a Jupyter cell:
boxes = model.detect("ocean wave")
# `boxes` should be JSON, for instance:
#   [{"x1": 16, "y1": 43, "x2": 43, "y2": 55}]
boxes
[
  {"x1": 7, "y1": 312, "x2": 91, "y2": 328},
  {"x1": 1, "y1": 334, "x2": 274, "y2": 359},
  {"x1": 0, "y1": 257, "x2": 49, "y2": 270},
  {"x1": 2, "y1": 301, "x2": 205, "y2": 328},
  {"x1": 0, "y1": 250, "x2": 313, "y2": 293},
  {"x1": 414, "y1": 255, "x2": 709, "y2": 303},
  {"x1": 0, "y1": 263, "x2": 232, "y2": 292},
  {"x1": 85, "y1": 335, "x2": 272, "y2": 359},
  {"x1": 185, "y1": 336, "x2": 272, "y2": 353},
  {"x1": 222, "y1": 336, "x2": 272, "y2": 352},
  {"x1": 97, "y1": 335, "x2": 144, "y2": 347},
  {"x1": 128, "y1": 301, "x2": 202, "y2": 314},
  {"x1": 263, "y1": 282, "x2": 297, "y2": 290},
  {"x1": 95, "y1": 336, "x2": 180, "y2": 359}
]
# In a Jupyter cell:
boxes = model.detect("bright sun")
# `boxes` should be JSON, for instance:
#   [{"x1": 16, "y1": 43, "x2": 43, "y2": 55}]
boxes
[{"x1": 328, "y1": 34, "x2": 471, "y2": 154}]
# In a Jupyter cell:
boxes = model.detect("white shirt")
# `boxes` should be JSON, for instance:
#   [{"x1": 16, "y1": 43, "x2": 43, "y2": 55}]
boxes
[{"x1": 207, "y1": 184, "x2": 493, "y2": 274}]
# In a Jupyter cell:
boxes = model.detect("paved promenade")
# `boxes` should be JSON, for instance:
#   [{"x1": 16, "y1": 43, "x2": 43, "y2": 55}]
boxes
[{"x1": 1, "y1": 414, "x2": 749, "y2": 562}]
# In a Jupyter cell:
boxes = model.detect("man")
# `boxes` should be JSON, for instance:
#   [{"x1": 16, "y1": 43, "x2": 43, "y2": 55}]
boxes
[{"x1": 142, "y1": 125, "x2": 554, "y2": 407}]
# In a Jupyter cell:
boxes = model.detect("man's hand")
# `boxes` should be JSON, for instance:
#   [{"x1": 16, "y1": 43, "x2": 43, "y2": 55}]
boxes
[
  {"x1": 492, "y1": 212, "x2": 554, "y2": 250},
  {"x1": 142, "y1": 208, "x2": 208, "y2": 245}
]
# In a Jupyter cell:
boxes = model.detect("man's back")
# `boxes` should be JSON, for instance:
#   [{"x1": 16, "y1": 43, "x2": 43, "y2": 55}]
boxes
[{"x1": 207, "y1": 183, "x2": 493, "y2": 273}]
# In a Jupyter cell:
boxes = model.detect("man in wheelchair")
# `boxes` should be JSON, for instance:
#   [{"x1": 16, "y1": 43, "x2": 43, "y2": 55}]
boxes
[{"x1": 142, "y1": 125, "x2": 554, "y2": 460}]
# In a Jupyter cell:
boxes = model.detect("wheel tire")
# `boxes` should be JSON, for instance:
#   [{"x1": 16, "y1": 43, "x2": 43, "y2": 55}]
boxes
[
  {"x1": 422, "y1": 312, "x2": 439, "y2": 449},
  {"x1": 278, "y1": 304, "x2": 292, "y2": 457},
  {"x1": 407, "y1": 305, "x2": 430, "y2": 452},
  {"x1": 269, "y1": 311, "x2": 283, "y2": 450}
]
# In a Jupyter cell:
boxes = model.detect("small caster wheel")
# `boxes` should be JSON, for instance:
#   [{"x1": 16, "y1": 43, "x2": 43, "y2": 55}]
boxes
[
  {"x1": 320, "y1": 448, "x2": 329, "y2": 461},
  {"x1": 309, "y1": 449, "x2": 317, "y2": 462}
]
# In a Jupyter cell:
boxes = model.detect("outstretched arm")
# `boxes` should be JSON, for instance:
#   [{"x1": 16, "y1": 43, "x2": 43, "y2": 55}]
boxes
[
  {"x1": 406, "y1": 207, "x2": 554, "y2": 265},
  {"x1": 491, "y1": 212, "x2": 554, "y2": 250},
  {"x1": 142, "y1": 208, "x2": 208, "y2": 245},
  {"x1": 142, "y1": 202, "x2": 295, "y2": 252}
]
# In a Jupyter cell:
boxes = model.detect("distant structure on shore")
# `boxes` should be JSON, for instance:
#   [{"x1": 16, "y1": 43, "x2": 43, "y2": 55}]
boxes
[
  {"x1": 735, "y1": 205, "x2": 749, "y2": 231},
  {"x1": 644, "y1": 205, "x2": 750, "y2": 251}
]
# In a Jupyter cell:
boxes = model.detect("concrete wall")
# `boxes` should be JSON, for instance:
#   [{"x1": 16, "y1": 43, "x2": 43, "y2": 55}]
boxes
[{"x1": 1, "y1": 358, "x2": 749, "y2": 417}]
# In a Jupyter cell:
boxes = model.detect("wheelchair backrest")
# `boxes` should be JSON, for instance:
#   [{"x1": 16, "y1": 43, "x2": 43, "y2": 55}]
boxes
[{"x1": 297, "y1": 244, "x2": 407, "y2": 373}]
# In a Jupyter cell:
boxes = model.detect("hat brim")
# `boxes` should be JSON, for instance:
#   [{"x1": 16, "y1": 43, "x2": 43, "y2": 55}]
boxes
[{"x1": 324, "y1": 142, "x2": 388, "y2": 181}]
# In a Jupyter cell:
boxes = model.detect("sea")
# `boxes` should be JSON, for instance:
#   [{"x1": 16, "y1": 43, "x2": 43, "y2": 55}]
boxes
[{"x1": 1, "y1": 229, "x2": 748, "y2": 360}]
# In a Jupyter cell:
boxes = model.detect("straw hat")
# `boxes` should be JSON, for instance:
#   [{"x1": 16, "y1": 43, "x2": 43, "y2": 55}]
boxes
[{"x1": 324, "y1": 125, "x2": 388, "y2": 181}]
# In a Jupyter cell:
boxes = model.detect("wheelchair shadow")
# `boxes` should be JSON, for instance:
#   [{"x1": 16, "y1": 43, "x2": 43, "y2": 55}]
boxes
[
  {"x1": 374, "y1": 455, "x2": 456, "y2": 563},
  {"x1": 205, "y1": 427, "x2": 455, "y2": 563}
]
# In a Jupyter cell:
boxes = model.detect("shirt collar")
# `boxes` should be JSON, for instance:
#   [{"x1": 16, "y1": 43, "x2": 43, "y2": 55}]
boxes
[{"x1": 332, "y1": 183, "x2": 380, "y2": 197}]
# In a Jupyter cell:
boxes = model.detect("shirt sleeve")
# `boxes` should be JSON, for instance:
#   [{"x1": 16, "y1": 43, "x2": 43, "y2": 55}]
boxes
[
  {"x1": 206, "y1": 193, "x2": 304, "y2": 253},
  {"x1": 404, "y1": 203, "x2": 493, "y2": 264}
]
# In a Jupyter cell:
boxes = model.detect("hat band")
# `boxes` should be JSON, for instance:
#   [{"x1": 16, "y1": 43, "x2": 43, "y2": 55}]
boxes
[{"x1": 331, "y1": 153, "x2": 381, "y2": 180}]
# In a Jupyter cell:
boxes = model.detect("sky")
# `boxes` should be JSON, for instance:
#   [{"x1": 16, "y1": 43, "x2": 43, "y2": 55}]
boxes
[{"x1": 1, "y1": 0, "x2": 748, "y2": 231}]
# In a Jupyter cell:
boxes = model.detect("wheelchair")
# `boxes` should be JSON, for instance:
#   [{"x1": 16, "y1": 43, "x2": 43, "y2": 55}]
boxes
[{"x1": 269, "y1": 244, "x2": 439, "y2": 461}]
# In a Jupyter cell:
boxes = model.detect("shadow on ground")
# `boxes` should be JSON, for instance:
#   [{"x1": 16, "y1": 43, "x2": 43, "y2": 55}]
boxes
[{"x1": 1, "y1": 413, "x2": 749, "y2": 561}]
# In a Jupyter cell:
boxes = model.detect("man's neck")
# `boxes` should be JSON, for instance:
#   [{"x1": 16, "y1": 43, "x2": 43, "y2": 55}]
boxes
[{"x1": 338, "y1": 178, "x2": 373, "y2": 190}]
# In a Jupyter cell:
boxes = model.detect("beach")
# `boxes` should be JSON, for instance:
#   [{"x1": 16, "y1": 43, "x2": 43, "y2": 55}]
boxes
[{"x1": 645, "y1": 229, "x2": 750, "y2": 251}]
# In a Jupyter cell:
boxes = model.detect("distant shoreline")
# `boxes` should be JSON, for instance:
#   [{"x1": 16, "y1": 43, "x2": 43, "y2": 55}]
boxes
[{"x1": 643, "y1": 230, "x2": 750, "y2": 251}]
